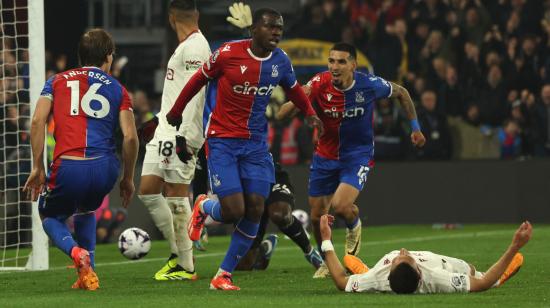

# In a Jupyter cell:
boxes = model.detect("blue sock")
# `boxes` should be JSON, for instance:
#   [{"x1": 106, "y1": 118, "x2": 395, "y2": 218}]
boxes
[
  {"x1": 202, "y1": 199, "x2": 223, "y2": 222},
  {"x1": 42, "y1": 217, "x2": 77, "y2": 257},
  {"x1": 346, "y1": 217, "x2": 360, "y2": 229},
  {"x1": 220, "y1": 218, "x2": 259, "y2": 273},
  {"x1": 74, "y1": 212, "x2": 97, "y2": 268}
]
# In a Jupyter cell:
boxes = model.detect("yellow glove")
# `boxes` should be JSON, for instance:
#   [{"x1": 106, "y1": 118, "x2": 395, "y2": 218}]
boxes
[{"x1": 226, "y1": 2, "x2": 252, "y2": 29}]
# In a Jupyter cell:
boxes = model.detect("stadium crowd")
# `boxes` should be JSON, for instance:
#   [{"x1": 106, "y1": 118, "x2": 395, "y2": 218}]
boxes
[
  {"x1": 5, "y1": 0, "x2": 550, "y2": 172},
  {"x1": 270, "y1": 0, "x2": 550, "y2": 162}
]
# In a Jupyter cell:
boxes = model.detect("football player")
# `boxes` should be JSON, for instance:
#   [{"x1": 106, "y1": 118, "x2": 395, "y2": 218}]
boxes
[
  {"x1": 137, "y1": 0, "x2": 210, "y2": 281},
  {"x1": 24, "y1": 28, "x2": 138, "y2": 290},
  {"x1": 318, "y1": 214, "x2": 531, "y2": 294}
]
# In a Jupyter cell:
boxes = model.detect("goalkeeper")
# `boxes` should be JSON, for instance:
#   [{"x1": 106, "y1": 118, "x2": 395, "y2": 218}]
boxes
[{"x1": 318, "y1": 214, "x2": 532, "y2": 294}]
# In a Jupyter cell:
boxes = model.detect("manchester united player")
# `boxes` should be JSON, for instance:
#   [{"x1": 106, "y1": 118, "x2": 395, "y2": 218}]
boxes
[
  {"x1": 319, "y1": 214, "x2": 530, "y2": 294},
  {"x1": 137, "y1": 0, "x2": 210, "y2": 281}
]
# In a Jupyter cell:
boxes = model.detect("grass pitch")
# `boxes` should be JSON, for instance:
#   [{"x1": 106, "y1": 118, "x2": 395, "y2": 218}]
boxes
[{"x1": 2, "y1": 224, "x2": 549, "y2": 307}]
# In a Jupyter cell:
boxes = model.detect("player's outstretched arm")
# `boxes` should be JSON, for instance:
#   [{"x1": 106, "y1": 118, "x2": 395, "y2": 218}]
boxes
[
  {"x1": 23, "y1": 97, "x2": 52, "y2": 201},
  {"x1": 320, "y1": 214, "x2": 349, "y2": 291},
  {"x1": 284, "y1": 85, "x2": 324, "y2": 136},
  {"x1": 389, "y1": 82, "x2": 426, "y2": 148},
  {"x1": 119, "y1": 110, "x2": 139, "y2": 208},
  {"x1": 276, "y1": 86, "x2": 312, "y2": 120},
  {"x1": 166, "y1": 70, "x2": 209, "y2": 129},
  {"x1": 469, "y1": 221, "x2": 532, "y2": 292}
]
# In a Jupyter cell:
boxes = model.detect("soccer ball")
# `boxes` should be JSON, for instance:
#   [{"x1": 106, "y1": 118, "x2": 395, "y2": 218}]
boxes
[
  {"x1": 292, "y1": 209, "x2": 309, "y2": 229},
  {"x1": 118, "y1": 227, "x2": 151, "y2": 260}
]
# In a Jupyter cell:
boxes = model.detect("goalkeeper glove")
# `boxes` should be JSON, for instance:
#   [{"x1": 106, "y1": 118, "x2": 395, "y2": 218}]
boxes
[
  {"x1": 226, "y1": 2, "x2": 252, "y2": 29},
  {"x1": 175, "y1": 135, "x2": 193, "y2": 164},
  {"x1": 137, "y1": 116, "x2": 158, "y2": 144}
]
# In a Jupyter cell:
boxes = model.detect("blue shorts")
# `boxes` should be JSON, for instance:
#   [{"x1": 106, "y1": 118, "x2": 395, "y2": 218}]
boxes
[
  {"x1": 207, "y1": 138, "x2": 274, "y2": 198},
  {"x1": 39, "y1": 155, "x2": 120, "y2": 218},
  {"x1": 308, "y1": 154, "x2": 373, "y2": 197}
]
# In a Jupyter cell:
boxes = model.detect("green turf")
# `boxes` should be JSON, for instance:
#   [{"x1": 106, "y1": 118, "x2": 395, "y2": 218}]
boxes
[{"x1": 2, "y1": 224, "x2": 549, "y2": 307}]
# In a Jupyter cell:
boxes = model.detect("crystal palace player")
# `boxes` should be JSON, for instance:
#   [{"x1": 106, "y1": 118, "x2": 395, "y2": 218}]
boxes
[
  {"x1": 236, "y1": 163, "x2": 324, "y2": 271},
  {"x1": 137, "y1": 0, "x2": 210, "y2": 281},
  {"x1": 24, "y1": 29, "x2": 138, "y2": 290},
  {"x1": 279, "y1": 43, "x2": 426, "y2": 278},
  {"x1": 166, "y1": 8, "x2": 323, "y2": 290}
]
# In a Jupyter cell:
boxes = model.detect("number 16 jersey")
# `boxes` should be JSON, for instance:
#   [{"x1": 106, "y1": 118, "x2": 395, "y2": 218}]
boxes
[{"x1": 40, "y1": 67, "x2": 133, "y2": 162}]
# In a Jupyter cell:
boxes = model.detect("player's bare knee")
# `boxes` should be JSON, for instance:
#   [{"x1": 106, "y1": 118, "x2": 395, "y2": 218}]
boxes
[
  {"x1": 332, "y1": 201, "x2": 352, "y2": 217},
  {"x1": 221, "y1": 204, "x2": 245, "y2": 222},
  {"x1": 245, "y1": 202, "x2": 264, "y2": 222}
]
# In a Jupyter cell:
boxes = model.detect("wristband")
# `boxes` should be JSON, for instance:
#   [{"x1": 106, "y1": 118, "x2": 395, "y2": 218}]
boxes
[
  {"x1": 410, "y1": 119, "x2": 421, "y2": 132},
  {"x1": 321, "y1": 240, "x2": 334, "y2": 252}
]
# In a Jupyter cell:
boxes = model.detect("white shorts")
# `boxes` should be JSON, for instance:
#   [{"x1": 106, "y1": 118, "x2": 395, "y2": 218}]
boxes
[{"x1": 141, "y1": 133, "x2": 200, "y2": 184}]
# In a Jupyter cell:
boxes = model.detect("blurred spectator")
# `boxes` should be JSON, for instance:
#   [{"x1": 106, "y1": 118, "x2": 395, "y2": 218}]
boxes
[
  {"x1": 498, "y1": 119, "x2": 522, "y2": 159},
  {"x1": 531, "y1": 84, "x2": 550, "y2": 156},
  {"x1": 416, "y1": 90, "x2": 452, "y2": 160},
  {"x1": 438, "y1": 64, "x2": 466, "y2": 117},
  {"x1": 293, "y1": 3, "x2": 340, "y2": 42},
  {"x1": 132, "y1": 90, "x2": 154, "y2": 126},
  {"x1": 373, "y1": 98, "x2": 408, "y2": 160},
  {"x1": 478, "y1": 64, "x2": 508, "y2": 126},
  {"x1": 367, "y1": 7, "x2": 403, "y2": 81}
]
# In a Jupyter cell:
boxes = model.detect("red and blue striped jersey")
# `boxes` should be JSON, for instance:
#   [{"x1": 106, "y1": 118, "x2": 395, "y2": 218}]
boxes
[
  {"x1": 201, "y1": 39, "x2": 297, "y2": 141},
  {"x1": 40, "y1": 67, "x2": 133, "y2": 162},
  {"x1": 307, "y1": 71, "x2": 392, "y2": 160}
]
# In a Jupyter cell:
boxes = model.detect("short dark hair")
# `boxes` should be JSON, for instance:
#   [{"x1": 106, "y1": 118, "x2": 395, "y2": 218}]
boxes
[
  {"x1": 78, "y1": 28, "x2": 115, "y2": 67},
  {"x1": 388, "y1": 263, "x2": 421, "y2": 294},
  {"x1": 330, "y1": 42, "x2": 357, "y2": 60},
  {"x1": 169, "y1": 0, "x2": 196, "y2": 11},
  {"x1": 252, "y1": 8, "x2": 282, "y2": 26}
]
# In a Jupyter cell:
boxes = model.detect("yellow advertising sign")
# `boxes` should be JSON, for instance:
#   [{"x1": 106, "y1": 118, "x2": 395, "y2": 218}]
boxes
[{"x1": 278, "y1": 39, "x2": 372, "y2": 71}]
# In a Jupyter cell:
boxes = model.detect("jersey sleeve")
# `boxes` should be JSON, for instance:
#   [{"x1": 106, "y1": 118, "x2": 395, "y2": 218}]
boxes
[
  {"x1": 119, "y1": 86, "x2": 133, "y2": 111},
  {"x1": 345, "y1": 272, "x2": 380, "y2": 293},
  {"x1": 429, "y1": 270, "x2": 470, "y2": 293},
  {"x1": 201, "y1": 45, "x2": 227, "y2": 80},
  {"x1": 367, "y1": 74, "x2": 392, "y2": 99},
  {"x1": 305, "y1": 73, "x2": 323, "y2": 99},
  {"x1": 278, "y1": 54, "x2": 298, "y2": 89},
  {"x1": 40, "y1": 75, "x2": 56, "y2": 101},
  {"x1": 181, "y1": 49, "x2": 209, "y2": 77}
]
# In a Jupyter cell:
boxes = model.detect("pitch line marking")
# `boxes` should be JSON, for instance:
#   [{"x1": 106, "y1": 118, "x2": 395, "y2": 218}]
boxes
[{"x1": 0, "y1": 229, "x2": 514, "y2": 274}]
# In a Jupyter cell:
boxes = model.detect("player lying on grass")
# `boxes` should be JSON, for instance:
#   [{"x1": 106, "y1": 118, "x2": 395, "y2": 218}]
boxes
[{"x1": 318, "y1": 214, "x2": 532, "y2": 293}]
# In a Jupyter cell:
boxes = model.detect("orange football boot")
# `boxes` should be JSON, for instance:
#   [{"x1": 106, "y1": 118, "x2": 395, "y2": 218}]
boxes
[
  {"x1": 71, "y1": 247, "x2": 99, "y2": 291},
  {"x1": 209, "y1": 272, "x2": 240, "y2": 291},
  {"x1": 343, "y1": 254, "x2": 369, "y2": 274},
  {"x1": 188, "y1": 194, "x2": 209, "y2": 241},
  {"x1": 498, "y1": 252, "x2": 523, "y2": 286}
]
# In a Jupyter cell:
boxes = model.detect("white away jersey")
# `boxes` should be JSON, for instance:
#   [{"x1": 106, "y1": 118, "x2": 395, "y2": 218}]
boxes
[
  {"x1": 345, "y1": 250, "x2": 471, "y2": 294},
  {"x1": 156, "y1": 30, "x2": 211, "y2": 148}
]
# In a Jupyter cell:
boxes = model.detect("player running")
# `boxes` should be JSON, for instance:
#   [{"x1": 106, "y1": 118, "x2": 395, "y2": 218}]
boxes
[
  {"x1": 318, "y1": 214, "x2": 531, "y2": 294},
  {"x1": 24, "y1": 29, "x2": 138, "y2": 290},
  {"x1": 166, "y1": 8, "x2": 323, "y2": 290},
  {"x1": 231, "y1": 163, "x2": 324, "y2": 271},
  {"x1": 278, "y1": 43, "x2": 426, "y2": 278},
  {"x1": 137, "y1": 0, "x2": 210, "y2": 281}
]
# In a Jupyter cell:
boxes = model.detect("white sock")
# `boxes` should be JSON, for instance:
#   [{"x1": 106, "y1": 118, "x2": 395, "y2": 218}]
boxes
[
  {"x1": 138, "y1": 194, "x2": 178, "y2": 255},
  {"x1": 166, "y1": 197, "x2": 194, "y2": 272}
]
